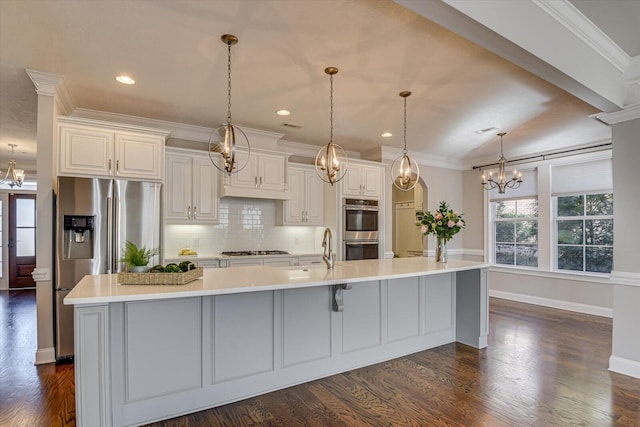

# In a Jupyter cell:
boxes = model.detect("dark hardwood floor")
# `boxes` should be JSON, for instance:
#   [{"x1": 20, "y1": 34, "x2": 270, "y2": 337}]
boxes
[{"x1": 1, "y1": 289, "x2": 638, "y2": 426}]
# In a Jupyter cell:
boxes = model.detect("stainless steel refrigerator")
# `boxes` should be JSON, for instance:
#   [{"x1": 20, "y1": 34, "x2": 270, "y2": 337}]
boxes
[{"x1": 54, "y1": 176, "x2": 161, "y2": 360}]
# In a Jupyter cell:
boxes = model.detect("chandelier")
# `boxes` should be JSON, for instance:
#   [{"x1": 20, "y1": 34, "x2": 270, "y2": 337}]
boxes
[
  {"x1": 481, "y1": 132, "x2": 522, "y2": 193},
  {"x1": 0, "y1": 144, "x2": 25, "y2": 188},
  {"x1": 391, "y1": 91, "x2": 420, "y2": 191},
  {"x1": 208, "y1": 34, "x2": 250, "y2": 175},
  {"x1": 315, "y1": 67, "x2": 348, "y2": 185}
]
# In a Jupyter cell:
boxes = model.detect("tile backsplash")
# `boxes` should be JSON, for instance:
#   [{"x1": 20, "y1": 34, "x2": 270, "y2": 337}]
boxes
[{"x1": 164, "y1": 198, "x2": 324, "y2": 257}]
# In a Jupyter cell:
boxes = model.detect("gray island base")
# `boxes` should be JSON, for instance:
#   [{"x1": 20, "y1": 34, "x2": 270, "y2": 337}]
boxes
[{"x1": 66, "y1": 258, "x2": 489, "y2": 427}]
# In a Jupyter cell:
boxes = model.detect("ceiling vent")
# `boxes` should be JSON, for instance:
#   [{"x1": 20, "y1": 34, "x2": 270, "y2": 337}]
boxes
[{"x1": 281, "y1": 123, "x2": 302, "y2": 129}]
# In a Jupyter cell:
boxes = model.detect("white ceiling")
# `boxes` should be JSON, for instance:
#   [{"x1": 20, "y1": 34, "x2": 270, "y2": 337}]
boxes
[{"x1": 1, "y1": 0, "x2": 636, "y2": 173}]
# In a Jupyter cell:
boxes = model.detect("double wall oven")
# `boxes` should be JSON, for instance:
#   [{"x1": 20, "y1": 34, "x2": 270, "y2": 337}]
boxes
[{"x1": 343, "y1": 198, "x2": 379, "y2": 260}]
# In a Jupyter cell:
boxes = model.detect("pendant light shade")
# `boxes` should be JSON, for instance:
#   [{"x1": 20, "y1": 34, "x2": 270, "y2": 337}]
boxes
[
  {"x1": 0, "y1": 144, "x2": 25, "y2": 188},
  {"x1": 391, "y1": 91, "x2": 419, "y2": 191},
  {"x1": 315, "y1": 67, "x2": 348, "y2": 185},
  {"x1": 209, "y1": 34, "x2": 250, "y2": 175},
  {"x1": 481, "y1": 132, "x2": 522, "y2": 194}
]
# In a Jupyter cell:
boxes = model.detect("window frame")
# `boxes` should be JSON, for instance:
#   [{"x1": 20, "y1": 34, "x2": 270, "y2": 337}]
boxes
[
  {"x1": 491, "y1": 197, "x2": 539, "y2": 269},
  {"x1": 553, "y1": 192, "x2": 613, "y2": 275}
]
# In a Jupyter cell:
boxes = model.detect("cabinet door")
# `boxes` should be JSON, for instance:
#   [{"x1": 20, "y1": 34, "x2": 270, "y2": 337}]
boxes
[
  {"x1": 361, "y1": 165, "x2": 380, "y2": 198},
  {"x1": 164, "y1": 155, "x2": 192, "y2": 222},
  {"x1": 342, "y1": 165, "x2": 363, "y2": 196},
  {"x1": 259, "y1": 154, "x2": 285, "y2": 191},
  {"x1": 229, "y1": 150, "x2": 258, "y2": 189},
  {"x1": 284, "y1": 168, "x2": 305, "y2": 224},
  {"x1": 298, "y1": 256, "x2": 324, "y2": 266},
  {"x1": 263, "y1": 257, "x2": 296, "y2": 267},
  {"x1": 227, "y1": 259, "x2": 263, "y2": 267},
  {"x1": 115, "y1": 133, "x2": 164, "y2": 180},
  {"x1": 192, "y1": 157, "x2": 219, "y2": 223},
  {"x1": 59, "y1": 125, "x2": 114, "y2": 177},
  {"x1": 305, "y1": 171, "x2": 324, "y2": 225}
]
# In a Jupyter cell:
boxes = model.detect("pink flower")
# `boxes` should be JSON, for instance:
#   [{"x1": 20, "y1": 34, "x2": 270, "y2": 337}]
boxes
[
  {"x1": 435, "y1": 212, "x2": 443, "y2": 220},
  {"x1": 447, "y1": 220, "x2": 455, "y2": 228},
  {"x1": 457, "y1": 220, "x2": 463, "y2": 227},
  {"x1": 454, "y1": 211, "x2": 459, "y2": 216},
  {"x1": 420, "y1": 225, "x2": 427, "y2": 234}
]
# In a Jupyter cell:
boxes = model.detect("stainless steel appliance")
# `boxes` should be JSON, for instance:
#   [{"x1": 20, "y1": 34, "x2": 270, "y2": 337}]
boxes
[
  {"x1": 54, "y1": 176, "x2": 161, "y2": 360},
  {"x1": 343, "y1": 198, "x2": 379, "y2": 260}
]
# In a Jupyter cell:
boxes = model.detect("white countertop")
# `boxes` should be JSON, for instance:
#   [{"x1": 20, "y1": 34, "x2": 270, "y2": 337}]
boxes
[{"x1": 65, "y1": 258, "x2": 489, "y2": 305}]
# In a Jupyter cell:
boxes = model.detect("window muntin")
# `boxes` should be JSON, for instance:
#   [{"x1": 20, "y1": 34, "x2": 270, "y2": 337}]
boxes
[
  {"x1": 555, "y1": 193, "x2": 613, "y2": 274},
  {"x1": 494, "y1": 198, "x2": 538, "y2": 267}
]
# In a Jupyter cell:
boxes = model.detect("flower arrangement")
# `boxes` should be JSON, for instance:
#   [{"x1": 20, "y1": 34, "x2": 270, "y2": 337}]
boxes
[{"x1": 416, "y1": 201, "x2": 465, "y2": 242}]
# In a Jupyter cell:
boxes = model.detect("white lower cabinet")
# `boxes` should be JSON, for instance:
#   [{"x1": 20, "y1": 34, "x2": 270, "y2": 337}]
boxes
[{"x1": 165, "y1": 148, "x2": 219, "y2": 224}]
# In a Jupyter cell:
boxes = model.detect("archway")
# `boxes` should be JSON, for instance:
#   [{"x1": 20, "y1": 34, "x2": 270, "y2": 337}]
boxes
[{"x1": 392, "y1": 177, "x2": 427, "y2": 257}]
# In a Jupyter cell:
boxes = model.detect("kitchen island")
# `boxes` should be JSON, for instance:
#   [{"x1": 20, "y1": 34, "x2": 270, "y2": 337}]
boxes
[{"x1": 66, "y1": 257, "x2": 489, "y2": 427}]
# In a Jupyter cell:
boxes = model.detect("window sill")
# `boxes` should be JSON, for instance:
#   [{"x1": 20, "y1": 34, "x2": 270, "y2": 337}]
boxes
[{"x1": 489, "y1": 265, "x2": 611, "y2": 284}]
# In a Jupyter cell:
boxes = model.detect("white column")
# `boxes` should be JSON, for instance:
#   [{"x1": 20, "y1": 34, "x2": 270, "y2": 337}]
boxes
[{"x1": 26, "y1": 70, "x2": 74, "y2": 364}]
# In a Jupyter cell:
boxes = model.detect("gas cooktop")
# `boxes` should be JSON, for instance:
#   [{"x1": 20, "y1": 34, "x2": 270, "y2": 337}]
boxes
[{"x1": 221, "y1": 250, "x2": 290, "y2": 256}]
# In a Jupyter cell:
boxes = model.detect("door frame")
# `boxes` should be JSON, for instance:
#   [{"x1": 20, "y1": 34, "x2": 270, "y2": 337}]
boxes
[{"x1": 2, "y1": 190, "x2": 37, "y2": 289}]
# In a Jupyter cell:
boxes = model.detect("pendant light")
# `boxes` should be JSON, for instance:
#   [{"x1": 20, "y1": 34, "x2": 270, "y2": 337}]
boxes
[
  {"x1": 0, "y1": 144, "x2": 25, "y2": 188},
  {"x1": 315, "y1": 67, "x2": 348, "y2": 185},
  {"x1": 481, "y1": 132, "x2": 522, "y2": 193},
  {"x1": 208, "y1": 34, "x2": 250, "y2": 175},
  {"x1": 391, "y1": 91, "x2": 419, "y2": 191}
]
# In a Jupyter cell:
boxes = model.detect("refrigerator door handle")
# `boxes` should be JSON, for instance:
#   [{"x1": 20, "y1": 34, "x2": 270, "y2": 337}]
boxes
[
  {"x1": 115, "y1": 195, "x2": 121, "y2": 272},
  {"x1": 106, "y1": 196, "x2": 113, "y2": 274}
]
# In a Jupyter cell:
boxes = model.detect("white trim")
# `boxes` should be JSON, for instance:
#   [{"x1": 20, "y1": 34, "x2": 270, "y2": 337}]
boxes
[
  {"x1": 380, "y1": 145, "x2": 465, "y2": 171},
  {"x1": 26, "y1": 69, "x2": 75, "y2": 115},
  {"x1": 489, "y1": 266, "x2": 611, "y2": 285},
  {"x1": 490, "y1": 289, "x2": 612, "y2": 318},
  {"x1": 609, "y1": 355, "x2": 640, "y2": 379},
  {"x1": 279, "y1": 139, "x2": 361, "y2": 161},
  {"x1": 533, "y1": 0, "x2": 630, "y2": 73},
  {"x1": 383, "y1": 251, "x2": 395, "y2": 259},
  {"x1": 58, "y1": 115, "x2": 170, "y2": 138},
  {"x1": 610, "y1": 271, "x2": 640, "y2": 288},
  {"x1": 463, "y1": 249, "x2": 484, "y2": 257},
  {"x1": 35, "y1": 347, "x2": 56, "y2": 365},
  {"x1": 594, "y1": 103, "x2": 640, "y2": 125}
]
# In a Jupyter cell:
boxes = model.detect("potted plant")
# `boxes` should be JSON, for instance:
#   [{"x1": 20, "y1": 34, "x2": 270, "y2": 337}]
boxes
[{"x1": 120, "y1": 240, "x2": 160, "y2": 273}]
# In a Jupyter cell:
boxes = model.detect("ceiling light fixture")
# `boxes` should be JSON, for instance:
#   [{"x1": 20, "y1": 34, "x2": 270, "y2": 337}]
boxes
[
  {"x1": 0, "y1": 144, "x2": 25, "y2": 188},
  {"x1": 208, "y1": 34, "x2": 250, "y2": 175},
  {"x1": 115, "y1": 75, "x2": 135, "y2": 85},
  {"x1": 391, "y1": 91, "x2": 420, "y2": 191},
  {"x1": 481, "y1": 132, "x2": 522, "y2": 193},
  {"x1": 276, "y1": 109, "x2": 291, "y2": 116},
  {"x1": 381, "y1": 132, "x2": 393, "y2": 138},
  {"x1": 315, "y1": 67, "x2": 348, "y2": 186}
]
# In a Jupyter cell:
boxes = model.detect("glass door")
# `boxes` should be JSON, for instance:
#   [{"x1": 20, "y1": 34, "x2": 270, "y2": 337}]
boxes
[{"x1": 9, "y1": 194, "x2": 36, "y2": 288}]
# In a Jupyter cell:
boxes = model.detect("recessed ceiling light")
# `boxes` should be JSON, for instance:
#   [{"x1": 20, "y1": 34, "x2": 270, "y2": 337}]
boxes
[
  {"x1": 276, "y1": 109, "x2": 291, "y2": 116},
  {"x1": 381, "y1": 132, "x2": 393, "y2": 138},
  {"x1": 115, "y1": 75, "x2": 135, "y2": 85},
  {"x1": 475, "y1": 126, "x2": 498, "y2": 134}
]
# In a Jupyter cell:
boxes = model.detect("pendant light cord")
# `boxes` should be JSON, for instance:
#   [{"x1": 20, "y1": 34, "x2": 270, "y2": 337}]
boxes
[
  {"x1": 227, "y1": 42, "x2": 232, "y2": 125},
  {"x1": 403, "y1": 96, "x2": 408, "y2": 155},
  {"x1": 329, "y1": 73, "x2": 334, "y2": 144}
]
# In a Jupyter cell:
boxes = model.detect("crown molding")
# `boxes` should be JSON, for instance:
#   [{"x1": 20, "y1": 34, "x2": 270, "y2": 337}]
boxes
[
  {"x1": 278, "y1": 139, "x2": 360, "y2": 160},
  {"x1": 380, "y1": 145, "x2": 465, "y2": 171},
  {"x1": 72, "y1": 108, "x2": 287, "y2": 145},
  {"x1": 594, "y1": 103, "x2": 640, "y2": 125},
  {"x1": 26, "y1": 69, "x2": 75, "y2": 115},
  {"x1": 59, "y1": 115, "x2": 170, "y2": 137},
  {"x1": 532, "y1": 0, "x2": 630, "y2": 73},
  {"x1": 623, "y1": 56, "x2": 640, "y2": 85}
]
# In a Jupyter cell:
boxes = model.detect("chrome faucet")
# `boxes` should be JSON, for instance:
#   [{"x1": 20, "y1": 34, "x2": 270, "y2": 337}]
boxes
[{"x1": 322, "y1": 227, "x2": 335, "y2": 270}]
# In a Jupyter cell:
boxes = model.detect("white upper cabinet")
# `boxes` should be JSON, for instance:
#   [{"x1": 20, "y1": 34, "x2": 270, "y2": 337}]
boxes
[
  {"x1": 220, "y1": 148, "x2": 291, "y2": 199},
  {"x1": 278, "y1": 164, "x2": 324, "y2": 226},
  {"x1": 164, "y1": 149, "x2": 219, "y2": 224},
  {"x1": 58, "y1": 117, "x2": 167, "y2": 181},
  {"x1": 342, "y1": 162, "x2": 381, "y2": 199}
]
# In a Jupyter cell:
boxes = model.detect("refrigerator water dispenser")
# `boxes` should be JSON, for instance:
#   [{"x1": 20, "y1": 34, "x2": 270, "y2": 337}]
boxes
[{"x1": 63, "y1": 215, "x2": 94, "y2": 259}]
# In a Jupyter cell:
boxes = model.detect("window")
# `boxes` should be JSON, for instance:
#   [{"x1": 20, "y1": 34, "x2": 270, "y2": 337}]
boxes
[
  {"x1": 555, "y1": 193, "x2": 613, "y2": 273},
  {"x1": 493, "y1": 198, "x2": 538, "y2": 267}
]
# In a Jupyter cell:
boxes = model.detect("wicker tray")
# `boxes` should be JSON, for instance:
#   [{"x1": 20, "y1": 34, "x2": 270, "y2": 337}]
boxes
[{"x1": 118, "y1": 267, "x2": 203, "y2": 285}]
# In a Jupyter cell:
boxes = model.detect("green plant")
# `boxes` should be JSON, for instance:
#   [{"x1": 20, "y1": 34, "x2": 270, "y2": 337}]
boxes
[
  {"x1": 120, "y1": 240, "x2": 160, "y2": 267},
  {"x1": 416, "y1": 201, "x2": 465, "y2": 242}
]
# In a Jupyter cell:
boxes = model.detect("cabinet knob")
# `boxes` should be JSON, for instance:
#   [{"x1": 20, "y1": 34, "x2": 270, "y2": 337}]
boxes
[
  {"x1": 254, "y1": 176, "x2": 258, "y2": 188},
  {"x1": 108, "y1": 159, "x2": 112, "y2": 174},
  {"x1": 187, "y1": 206, "x2": 191, "y2": 220},
  {"x1": 193, "y1": 206, "x2": 197, "y2": 219}
]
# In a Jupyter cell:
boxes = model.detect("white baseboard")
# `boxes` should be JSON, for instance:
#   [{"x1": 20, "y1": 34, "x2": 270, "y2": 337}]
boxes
[
  {"x1": 609, "y1": 355, "x2": 640, "y2": 379},
  {"x1": 489, "y1": 289, "x2": 613, "y2": 318},
  {"x1": 35, "y1": 347, "x2": 56, "y2": 365}
]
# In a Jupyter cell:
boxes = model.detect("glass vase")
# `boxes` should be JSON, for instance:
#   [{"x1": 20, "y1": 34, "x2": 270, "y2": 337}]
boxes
[{"x1": 435, "y1": 236, "x2": 448, "y2": 263}]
